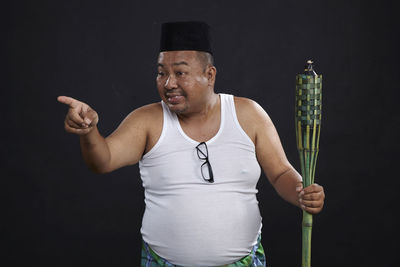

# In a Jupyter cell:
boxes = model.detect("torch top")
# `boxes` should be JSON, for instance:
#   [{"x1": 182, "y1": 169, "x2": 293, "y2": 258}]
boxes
[{"x1": 304, "y1": 60, "x2": 317, "y2": 76}]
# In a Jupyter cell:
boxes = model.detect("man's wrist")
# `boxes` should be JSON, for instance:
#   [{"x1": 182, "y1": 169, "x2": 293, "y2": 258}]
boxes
[{"x1": 80, "y1": 126, "x2": 101, "y2": 145}]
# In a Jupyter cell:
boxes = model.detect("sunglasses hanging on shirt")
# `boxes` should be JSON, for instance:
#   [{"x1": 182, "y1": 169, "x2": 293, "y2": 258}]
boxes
[{"x1": 196, "y1": 142, "x2": 214, "y2": 183}]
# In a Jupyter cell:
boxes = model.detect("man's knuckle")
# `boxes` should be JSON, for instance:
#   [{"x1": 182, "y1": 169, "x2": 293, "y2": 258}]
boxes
[{"x1": 311, "y1": 184, "x2": 318, "y2": 190}]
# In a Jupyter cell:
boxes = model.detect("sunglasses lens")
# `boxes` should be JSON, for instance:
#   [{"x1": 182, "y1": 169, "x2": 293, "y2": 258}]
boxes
[
  {"x1": 197, "y1": 142, "x2": 213, "y2": 183},
  {"x1": 196, "y1": 143, "x2": 208, "y2": 159}
]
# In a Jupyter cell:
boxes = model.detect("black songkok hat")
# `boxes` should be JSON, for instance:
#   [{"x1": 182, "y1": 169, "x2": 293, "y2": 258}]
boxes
[{"x1": 160, "y1": 21, "x2": 213, "y2": 54}]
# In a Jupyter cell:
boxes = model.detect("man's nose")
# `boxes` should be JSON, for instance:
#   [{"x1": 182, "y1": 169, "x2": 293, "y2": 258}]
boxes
[{"x1": 164, "y1": 75, "x2": 178, "y2": 89}]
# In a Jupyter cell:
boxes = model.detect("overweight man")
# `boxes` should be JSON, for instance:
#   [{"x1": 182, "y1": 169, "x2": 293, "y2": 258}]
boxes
[{"x1": 58, "y1": 21, "x2": 325, "y2": 267}]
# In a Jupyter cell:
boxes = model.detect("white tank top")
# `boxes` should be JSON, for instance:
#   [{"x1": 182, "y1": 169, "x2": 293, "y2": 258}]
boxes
[{"x1": 139, "y1": 94, "x2": 262, "y2": 266}]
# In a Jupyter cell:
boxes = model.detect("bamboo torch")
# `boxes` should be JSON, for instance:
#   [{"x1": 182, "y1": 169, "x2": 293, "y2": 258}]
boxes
[{"x1": 295, "y1": 60, "x2": 322, "y2": 267}]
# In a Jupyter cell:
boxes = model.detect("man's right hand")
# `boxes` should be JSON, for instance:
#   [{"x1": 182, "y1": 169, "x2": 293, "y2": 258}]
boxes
[{"x1": 57, "y1": 96, "x2": 99, "y2": 135}]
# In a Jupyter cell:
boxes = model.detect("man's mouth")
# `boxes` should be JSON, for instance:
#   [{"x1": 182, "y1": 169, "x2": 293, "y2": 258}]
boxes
[{"x1": 166, "y1": 92, "x2": 185, "y2": 104}]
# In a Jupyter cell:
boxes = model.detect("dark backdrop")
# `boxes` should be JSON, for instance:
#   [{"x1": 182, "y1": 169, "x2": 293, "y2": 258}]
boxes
[{"x1": 3, "y1": 0, "x2": 399, "y2": 266}]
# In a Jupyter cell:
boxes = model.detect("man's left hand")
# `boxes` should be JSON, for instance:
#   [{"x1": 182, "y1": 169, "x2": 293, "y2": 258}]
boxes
[{"x1": 296, "y1": 183, "x2": 325, "y2": 214}]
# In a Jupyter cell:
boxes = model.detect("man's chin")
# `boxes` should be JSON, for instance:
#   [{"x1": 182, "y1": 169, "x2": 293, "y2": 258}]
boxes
[{"x1": 167, "y1": 103, "x2": 187, "y2": 114}]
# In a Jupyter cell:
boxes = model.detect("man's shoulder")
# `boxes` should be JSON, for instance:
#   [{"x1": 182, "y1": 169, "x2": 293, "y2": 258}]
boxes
[
  {"x1": 232, "y1": 95, "x2": 272, "y2": 130},
  {"x1": 136, "y1": 102, "x2": 163, "y2": 114},
  {"x1": 233, "y1": 96, "x2": 266, "y2": 117},
  {"x1": 233, "y1": 95, "x2": 255, "y2": 106},
  {"x1": 129, "y1": 102, "x2": 162, "y2": 118},
  {"x1": 122, "y1": 102, "x2": 163, "y2": 128}
]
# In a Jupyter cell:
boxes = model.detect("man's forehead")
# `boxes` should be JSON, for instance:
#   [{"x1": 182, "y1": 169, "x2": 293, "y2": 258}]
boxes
[{"x1": 157, "y1": 51, "x2": 199, "y2": 66}]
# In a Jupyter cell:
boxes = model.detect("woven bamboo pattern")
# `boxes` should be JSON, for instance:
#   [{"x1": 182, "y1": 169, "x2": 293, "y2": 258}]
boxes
[{"x1": 295, "y1": 72, "x2": 322, "y2": 267}]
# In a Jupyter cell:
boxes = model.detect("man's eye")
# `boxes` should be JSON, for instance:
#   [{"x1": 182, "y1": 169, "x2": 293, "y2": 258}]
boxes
[
  {"x1": 176, "y1": 71, "x2": 184, "y2": 76},
  {"x1": 157, "y1": 72, "x2": 165, "y2": 76}
]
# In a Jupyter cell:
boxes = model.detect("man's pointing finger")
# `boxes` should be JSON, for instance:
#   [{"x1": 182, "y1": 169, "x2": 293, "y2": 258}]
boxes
[{"x1": 57, "y1": 96, "x2": 79, "y2": 108}]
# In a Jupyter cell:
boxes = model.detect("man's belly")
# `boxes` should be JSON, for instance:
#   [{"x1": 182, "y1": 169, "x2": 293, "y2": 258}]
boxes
[{"x1": 140, "y1": 190, "x2": 262, "y2": 266}]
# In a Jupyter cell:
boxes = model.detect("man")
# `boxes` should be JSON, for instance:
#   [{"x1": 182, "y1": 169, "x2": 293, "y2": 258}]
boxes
[{"x1": 58, "y1": 21, "x2": 324, "y2": 266}]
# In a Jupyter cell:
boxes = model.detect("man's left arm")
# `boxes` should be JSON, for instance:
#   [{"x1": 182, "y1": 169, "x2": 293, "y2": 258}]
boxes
[{"x1": 238, "y1": 98, "x2": 325, "y2": 214}]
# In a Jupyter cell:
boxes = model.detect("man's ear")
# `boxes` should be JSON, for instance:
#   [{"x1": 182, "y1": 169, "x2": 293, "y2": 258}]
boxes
[{"x1": 207, "y1": 66, "x2": 217, "y2": 85}]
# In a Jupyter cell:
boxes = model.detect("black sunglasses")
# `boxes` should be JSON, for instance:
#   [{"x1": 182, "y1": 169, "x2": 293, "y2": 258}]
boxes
[{"x1": 195, "y1": 142, "x2": 214, "y2": 183}]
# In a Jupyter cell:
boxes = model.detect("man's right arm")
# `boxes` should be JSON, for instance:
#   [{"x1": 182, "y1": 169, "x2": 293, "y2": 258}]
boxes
[
  {"x1": 58, "y1": 96, "x2": 160, "y2": 174},
  {"x1": 79, "y1": 126, "x2": 112, "y2": 174}
]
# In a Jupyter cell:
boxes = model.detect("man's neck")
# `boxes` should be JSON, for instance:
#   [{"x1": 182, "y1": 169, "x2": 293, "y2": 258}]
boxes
[
  {"x1": 177, "y1": 93, "x2": 220, "y2": 123},
  {"x1": 176, "y1": 93, "x2": 221, "y2": 142}
]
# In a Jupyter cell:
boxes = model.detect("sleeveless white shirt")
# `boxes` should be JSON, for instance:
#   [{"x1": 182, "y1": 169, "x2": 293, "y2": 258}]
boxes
[{"x1": 139, "y1": 94, "x2": 262, "y2": 266}]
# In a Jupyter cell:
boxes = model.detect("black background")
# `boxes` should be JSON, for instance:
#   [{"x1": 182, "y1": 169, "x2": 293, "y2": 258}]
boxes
[{"x1": 3, "y1": 0, "x2": 399, "y2": 266}]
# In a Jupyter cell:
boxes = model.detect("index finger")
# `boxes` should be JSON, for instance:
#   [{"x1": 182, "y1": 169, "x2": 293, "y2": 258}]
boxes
[
  {"x1": 57, "y1": 96, "x2": 80, "y2": 108},
  {"x1": 303, "y1": 183, "x2": 323, "y2": 194}
]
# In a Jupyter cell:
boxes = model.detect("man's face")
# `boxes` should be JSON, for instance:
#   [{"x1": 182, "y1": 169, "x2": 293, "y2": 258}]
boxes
[{"x1": 156, "y1": 51, "x2": 211, "y2": 114}]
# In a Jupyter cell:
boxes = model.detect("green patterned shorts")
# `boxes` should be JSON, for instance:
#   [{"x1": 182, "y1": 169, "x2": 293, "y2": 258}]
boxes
[{"x1": 140, "y1": 235, "x2": 266, "y2": 267}]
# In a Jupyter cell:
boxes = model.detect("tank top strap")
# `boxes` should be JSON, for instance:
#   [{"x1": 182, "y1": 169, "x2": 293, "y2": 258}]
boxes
[
  {"x1": 141, "y1": 101, "x2": 178, "y2": 159},
  {"x1": 160, "y1": 100, "x2": 185, "y2": 136},
  {"x1": 161, "y1": 100, "x2": 174, "y2": 127},
  {"x1": 219, "y1": 93, "x2": 255, "y2": 147}
]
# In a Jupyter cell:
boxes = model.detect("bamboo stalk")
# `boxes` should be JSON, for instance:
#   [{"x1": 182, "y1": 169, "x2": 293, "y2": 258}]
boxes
[
  {"x1": 295, "y1": 61, "x2": 322, "y2": 267},
  {"x1": 302, "y1": 211, "x2": 312, "y2": 267}
]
